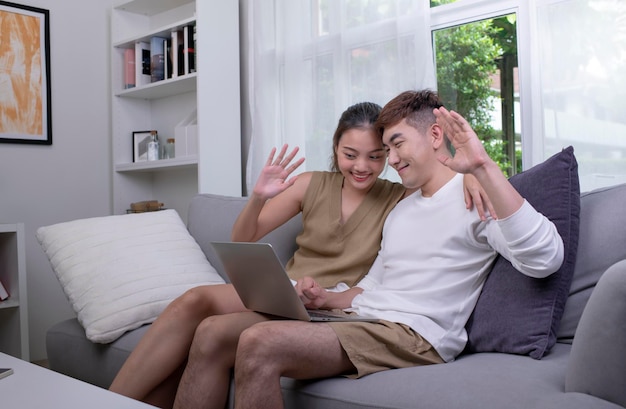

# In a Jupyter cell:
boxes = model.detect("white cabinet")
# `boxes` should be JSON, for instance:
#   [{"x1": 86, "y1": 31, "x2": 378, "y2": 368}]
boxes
[
  {"x1": 0, "y1": 223, "x2": 29, "y2": 361},
  {"x1": 111, "y1": 0, "x2": 242, "y2": 221}
]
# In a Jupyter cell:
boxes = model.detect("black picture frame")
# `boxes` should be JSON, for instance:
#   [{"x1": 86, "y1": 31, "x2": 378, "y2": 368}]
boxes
[{"x1": 0, "y1": 1, "x2": 52, "y2": 145}]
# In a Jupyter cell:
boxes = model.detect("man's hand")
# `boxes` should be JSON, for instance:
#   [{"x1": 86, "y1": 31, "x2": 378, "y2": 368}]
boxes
[
  {"x1": 253, "y1": 144, "x2": 305, "y2": 200},
  {"x1": 434, "y1": 107, "x2": 491, "y2": 175},
  {"x1": 436, "y1": 106, "x2": 524, "y2": 219},
  {"x1": 294, "y1": 277, "x2": 328, "y2": 309}
]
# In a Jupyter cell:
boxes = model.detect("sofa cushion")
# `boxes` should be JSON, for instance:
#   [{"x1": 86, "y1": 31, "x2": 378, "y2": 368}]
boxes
[
  {"x1": 465, "y1": 146, "x2": 580, "y2": 359},
  {"x1": 37, "y1": 209, "x2": 224, "y2": 343},
  {"x1": 557, "y1": 183, "x2": 626, "y2": 343},
  {"x1": 187, "y1": 193, "x2": 302, "y2": 282},
  {"x1": 281, "y1": 344, "x2": 576, "y2": 409},
  {"x1": 46, "y1": 318, "x2": 149, "y2": 389}
]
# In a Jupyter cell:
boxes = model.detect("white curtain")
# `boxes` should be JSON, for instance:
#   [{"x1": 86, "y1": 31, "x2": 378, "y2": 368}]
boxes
[
  {"x1": 244, "y1": 0, "x2": 435, "y2": 192},
  {"x1": 243, "y1": 0, "x2": 626, "y2": 195},
  {"x1": 536, "y1": 0, "x2": 626, "y2": 191}
]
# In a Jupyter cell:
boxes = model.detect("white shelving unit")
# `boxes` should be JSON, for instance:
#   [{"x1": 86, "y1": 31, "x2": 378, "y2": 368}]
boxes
[
  {"x1": 0, "y1": 223, "x2": 29, "y2": 361},
  {"x1": 111, "y1": 0, "x2": 242, "y2": 222}
]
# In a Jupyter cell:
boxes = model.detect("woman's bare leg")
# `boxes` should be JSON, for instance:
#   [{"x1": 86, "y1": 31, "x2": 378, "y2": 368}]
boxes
[
  {"x1": 142, "y1": 363, "x2": 185, "y2": 409},
  {"x1": 109, "y1": 283, "x2": 246, "y2": 403}
]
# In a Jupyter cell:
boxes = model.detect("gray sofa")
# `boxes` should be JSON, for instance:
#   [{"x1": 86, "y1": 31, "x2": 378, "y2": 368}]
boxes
[{"x1": 46, "y1": 184, "x2": 626, "y2": 409}]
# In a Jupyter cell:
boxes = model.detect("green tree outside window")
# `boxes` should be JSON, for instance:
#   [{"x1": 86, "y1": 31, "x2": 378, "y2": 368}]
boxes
[{"x1": 432, "y1": 0, "x2": 521, "y2": 176}]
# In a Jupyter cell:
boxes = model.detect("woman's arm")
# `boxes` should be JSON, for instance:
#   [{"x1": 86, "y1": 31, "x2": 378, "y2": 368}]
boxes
[
  {"x1": 231, "y1": 145, "x2": 307, "y2": 242},
  {"x1": 295, "y1": 277, "x2": 364, "y2": 310},
  {"x1": 463, "y1": 173, "x2": 497, "y2": 220}
]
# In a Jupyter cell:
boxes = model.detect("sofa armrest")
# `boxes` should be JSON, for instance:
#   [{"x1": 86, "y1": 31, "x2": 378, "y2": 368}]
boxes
[{"x1": 565, "y1": 259, "x2": 626, "y2": 407}]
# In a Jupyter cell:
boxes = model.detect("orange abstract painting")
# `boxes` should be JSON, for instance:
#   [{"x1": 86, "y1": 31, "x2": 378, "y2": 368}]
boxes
[{"x1": 0, "y1": 2, "x2": 50, "y2": 144}]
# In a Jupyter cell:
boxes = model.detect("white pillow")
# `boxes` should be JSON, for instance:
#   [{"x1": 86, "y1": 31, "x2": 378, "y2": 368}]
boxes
[{"x1": 36, "y1": 209, "x2": 224, "y2": 343}]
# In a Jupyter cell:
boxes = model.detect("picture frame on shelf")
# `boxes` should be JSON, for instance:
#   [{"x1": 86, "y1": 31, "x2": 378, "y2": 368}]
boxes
[
  {"x1": 132, "y1": 131, "x2": 154, "y2": 162},
  {"x1": 0, "y1": 1, "x2": 52, "y2": 145}
]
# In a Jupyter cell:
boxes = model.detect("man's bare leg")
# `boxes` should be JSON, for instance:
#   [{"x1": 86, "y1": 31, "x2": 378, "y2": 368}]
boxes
[
  {"x1": 234, "y1": 321, "x2": 354, "y2": 409},
  {"x1": 173, "y1": 312, "x2": 269, "y2": 409},
  {"x1": 109, "y1": 284, "x2": 246, "y2": 404}
]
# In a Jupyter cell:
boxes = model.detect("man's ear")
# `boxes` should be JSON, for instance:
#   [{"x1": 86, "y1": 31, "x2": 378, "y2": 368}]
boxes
[
  {"x1": 430, "y1": 123, "x2": 445, "y2": 149},
  {"x1": 430, "y1": 123, "x2": 455, "y2": 156}
]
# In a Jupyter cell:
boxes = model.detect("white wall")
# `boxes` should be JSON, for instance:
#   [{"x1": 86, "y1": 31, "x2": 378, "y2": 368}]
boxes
[{"x1": 0, "y1": 0, "x2": 115, "y2": 361}]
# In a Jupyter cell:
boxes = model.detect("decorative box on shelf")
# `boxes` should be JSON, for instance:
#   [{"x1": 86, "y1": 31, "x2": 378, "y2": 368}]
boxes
[{"x1": 127, "y1": 200, "x2": 165, "y2": 213}]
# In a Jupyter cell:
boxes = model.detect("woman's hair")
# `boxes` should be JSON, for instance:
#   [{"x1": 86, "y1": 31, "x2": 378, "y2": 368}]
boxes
[
  {"x1": 375, "y1": 90, "x2": 443, "y2": 136},
  {"x1": 330, "y1": 102, "x2": 383, "y2": 172}
]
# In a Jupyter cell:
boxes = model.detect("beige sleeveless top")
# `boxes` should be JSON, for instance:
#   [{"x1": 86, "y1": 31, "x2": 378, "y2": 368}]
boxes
[{"x1": 286, "y1": 171, "x2": 405, "y2": 287}]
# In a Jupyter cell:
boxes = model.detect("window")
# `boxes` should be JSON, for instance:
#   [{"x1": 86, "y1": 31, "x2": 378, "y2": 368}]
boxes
[
  {"x1": 433, "y1": 13, "x2": 521, "y2": 176},
  {"x1": 246, "y1": 0, "x2": 433, "y2": 186},
  {"x1": 244, "y1": 0, "x2": 626, "y2": 193},
  {"x1": 537, "y1": 0, "x2": 626, "y2": 189}
]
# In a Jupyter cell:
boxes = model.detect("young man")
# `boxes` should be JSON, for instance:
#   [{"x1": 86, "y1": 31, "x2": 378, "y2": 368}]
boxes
[{"x1": 175, "y1": 90, "x2": 564, "y2": 409}]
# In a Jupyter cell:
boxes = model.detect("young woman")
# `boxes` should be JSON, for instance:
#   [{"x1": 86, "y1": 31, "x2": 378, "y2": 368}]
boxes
[{"x1": 109, "y1": 102, "x2": 489, "y2": 408}]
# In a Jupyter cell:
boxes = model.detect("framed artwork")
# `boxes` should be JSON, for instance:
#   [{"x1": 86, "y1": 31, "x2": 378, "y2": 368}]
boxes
[
  {"x1": 0, "y1": 1, "x2": 52, "y2": 145},
  {"x1": 133, "y1": 131, "x2": 154, "y2": 162}
]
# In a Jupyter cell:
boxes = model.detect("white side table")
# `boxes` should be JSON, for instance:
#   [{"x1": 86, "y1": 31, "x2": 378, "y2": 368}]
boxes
[
  {"x1": 0, "y1": 353, "x2": 157, "y2": 408},
  {"x1": 0, "y1": 223, "x2": 28, "y2": 360}
]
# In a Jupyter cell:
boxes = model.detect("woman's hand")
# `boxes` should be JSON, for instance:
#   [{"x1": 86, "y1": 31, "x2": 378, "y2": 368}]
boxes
[
  {"x1": 253, "y1": 144, "x2": 305, "y2": 200},
  {"x1": 295, "y1": 277, "x2": 363, "y2": 310},
  {"x1": 463, "y1": 173, "x2": 497, "y2": 220},
  {"x1": 294, "y1": 277, "x2": 328, "y2": 309}
]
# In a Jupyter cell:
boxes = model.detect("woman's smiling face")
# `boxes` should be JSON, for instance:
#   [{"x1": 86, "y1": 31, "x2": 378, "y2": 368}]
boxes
[{"x1": 335, "y1": 127, "x2": 387, "y2": 192}]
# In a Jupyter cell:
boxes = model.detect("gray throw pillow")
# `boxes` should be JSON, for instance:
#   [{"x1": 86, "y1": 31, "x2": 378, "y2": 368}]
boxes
[{"x1": 464, "y1": 146, "x2": 580, "y2": 359}]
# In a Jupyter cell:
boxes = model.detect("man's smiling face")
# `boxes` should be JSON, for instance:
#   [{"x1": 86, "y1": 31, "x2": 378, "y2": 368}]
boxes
[{"x1": 382, "y1": 119, "x2": 435, "y2": 190}]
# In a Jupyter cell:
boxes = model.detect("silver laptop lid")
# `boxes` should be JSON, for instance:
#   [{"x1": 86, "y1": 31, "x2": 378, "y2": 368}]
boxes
[{"x1": 210, "y1": 241, "x2": 311, "y2": 321}]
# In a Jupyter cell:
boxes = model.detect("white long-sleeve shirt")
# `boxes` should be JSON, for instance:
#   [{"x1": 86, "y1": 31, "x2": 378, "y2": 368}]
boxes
[{"x1": 349, "y1": 173, "x2": 564, "y2": 362}]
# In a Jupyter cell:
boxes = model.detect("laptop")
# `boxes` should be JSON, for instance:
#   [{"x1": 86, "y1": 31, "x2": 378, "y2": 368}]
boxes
[{"x1": 210, "y1": 241, "x2": 379, "y2": 323}]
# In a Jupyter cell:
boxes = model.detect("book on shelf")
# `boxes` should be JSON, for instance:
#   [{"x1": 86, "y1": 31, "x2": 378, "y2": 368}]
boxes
[
  {"x1": 123, "y1": 48, "x2": 135, "y2": 89},
  {"x1": 183, "y1": 24, "x2": 196, "y2": 75},
  {"x1": 150, "y1": 36, "x2": 168, "y2": 82},
  {"x1": 0, "y1": 279, "x2": 9, "y2": 301},
  {"x1": 164, "y1": 38, "x2": 172, "y2": 79},
  {"x1": 171, "y1": 30, "x2": 184, "y2": 78},
  {"x1": 193, "y1": 24, "x2": 197, "y2": 70},
  {"x1": 135, "y1": 41, "x2": 151, "y2": 86}
]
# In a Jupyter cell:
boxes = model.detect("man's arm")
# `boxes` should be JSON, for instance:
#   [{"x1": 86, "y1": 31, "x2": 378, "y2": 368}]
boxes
[
  {"x1": 433, "y1": 107, "x2": 523, "y2": 219},
  {"x1": 487, "y1": 201, "x2": 564, "y2": 278},
  {"x1": 435, "y1": 107, "x2": 564, "y2": 277}
]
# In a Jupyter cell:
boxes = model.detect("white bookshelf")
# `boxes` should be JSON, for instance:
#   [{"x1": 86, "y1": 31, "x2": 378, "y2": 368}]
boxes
[
  {"x1": 0, "y1": 223, "x2": 29, "y2": 361},
  {"x1": 110, "y1": 0, "x2": 242, "y2": 222}
]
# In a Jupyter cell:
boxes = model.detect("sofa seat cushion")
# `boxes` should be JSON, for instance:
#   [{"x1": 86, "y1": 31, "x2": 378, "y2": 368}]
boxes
[
  {"x1": 279, "y1": 344, "x2": 607, "y2": 409},
  {"x1": 37, "y1": 209, "x2": 224, "y2": 343},
  {"x1": 46, "y1": 318, "x2": 148, "y2": 389},
  {"x1": 465, "y1": 146, "x2": 580, "y2": 359}
]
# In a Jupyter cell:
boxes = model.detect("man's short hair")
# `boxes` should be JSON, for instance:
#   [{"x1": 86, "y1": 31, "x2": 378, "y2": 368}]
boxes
[{"x1": 376, "y1": 90, "x2": 443, "y2": 136}]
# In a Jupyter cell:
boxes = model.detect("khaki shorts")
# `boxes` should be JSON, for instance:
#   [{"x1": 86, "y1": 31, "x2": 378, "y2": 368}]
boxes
[{"x1": 328, "y1": 319, "x2": 444, "y2": 378}]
